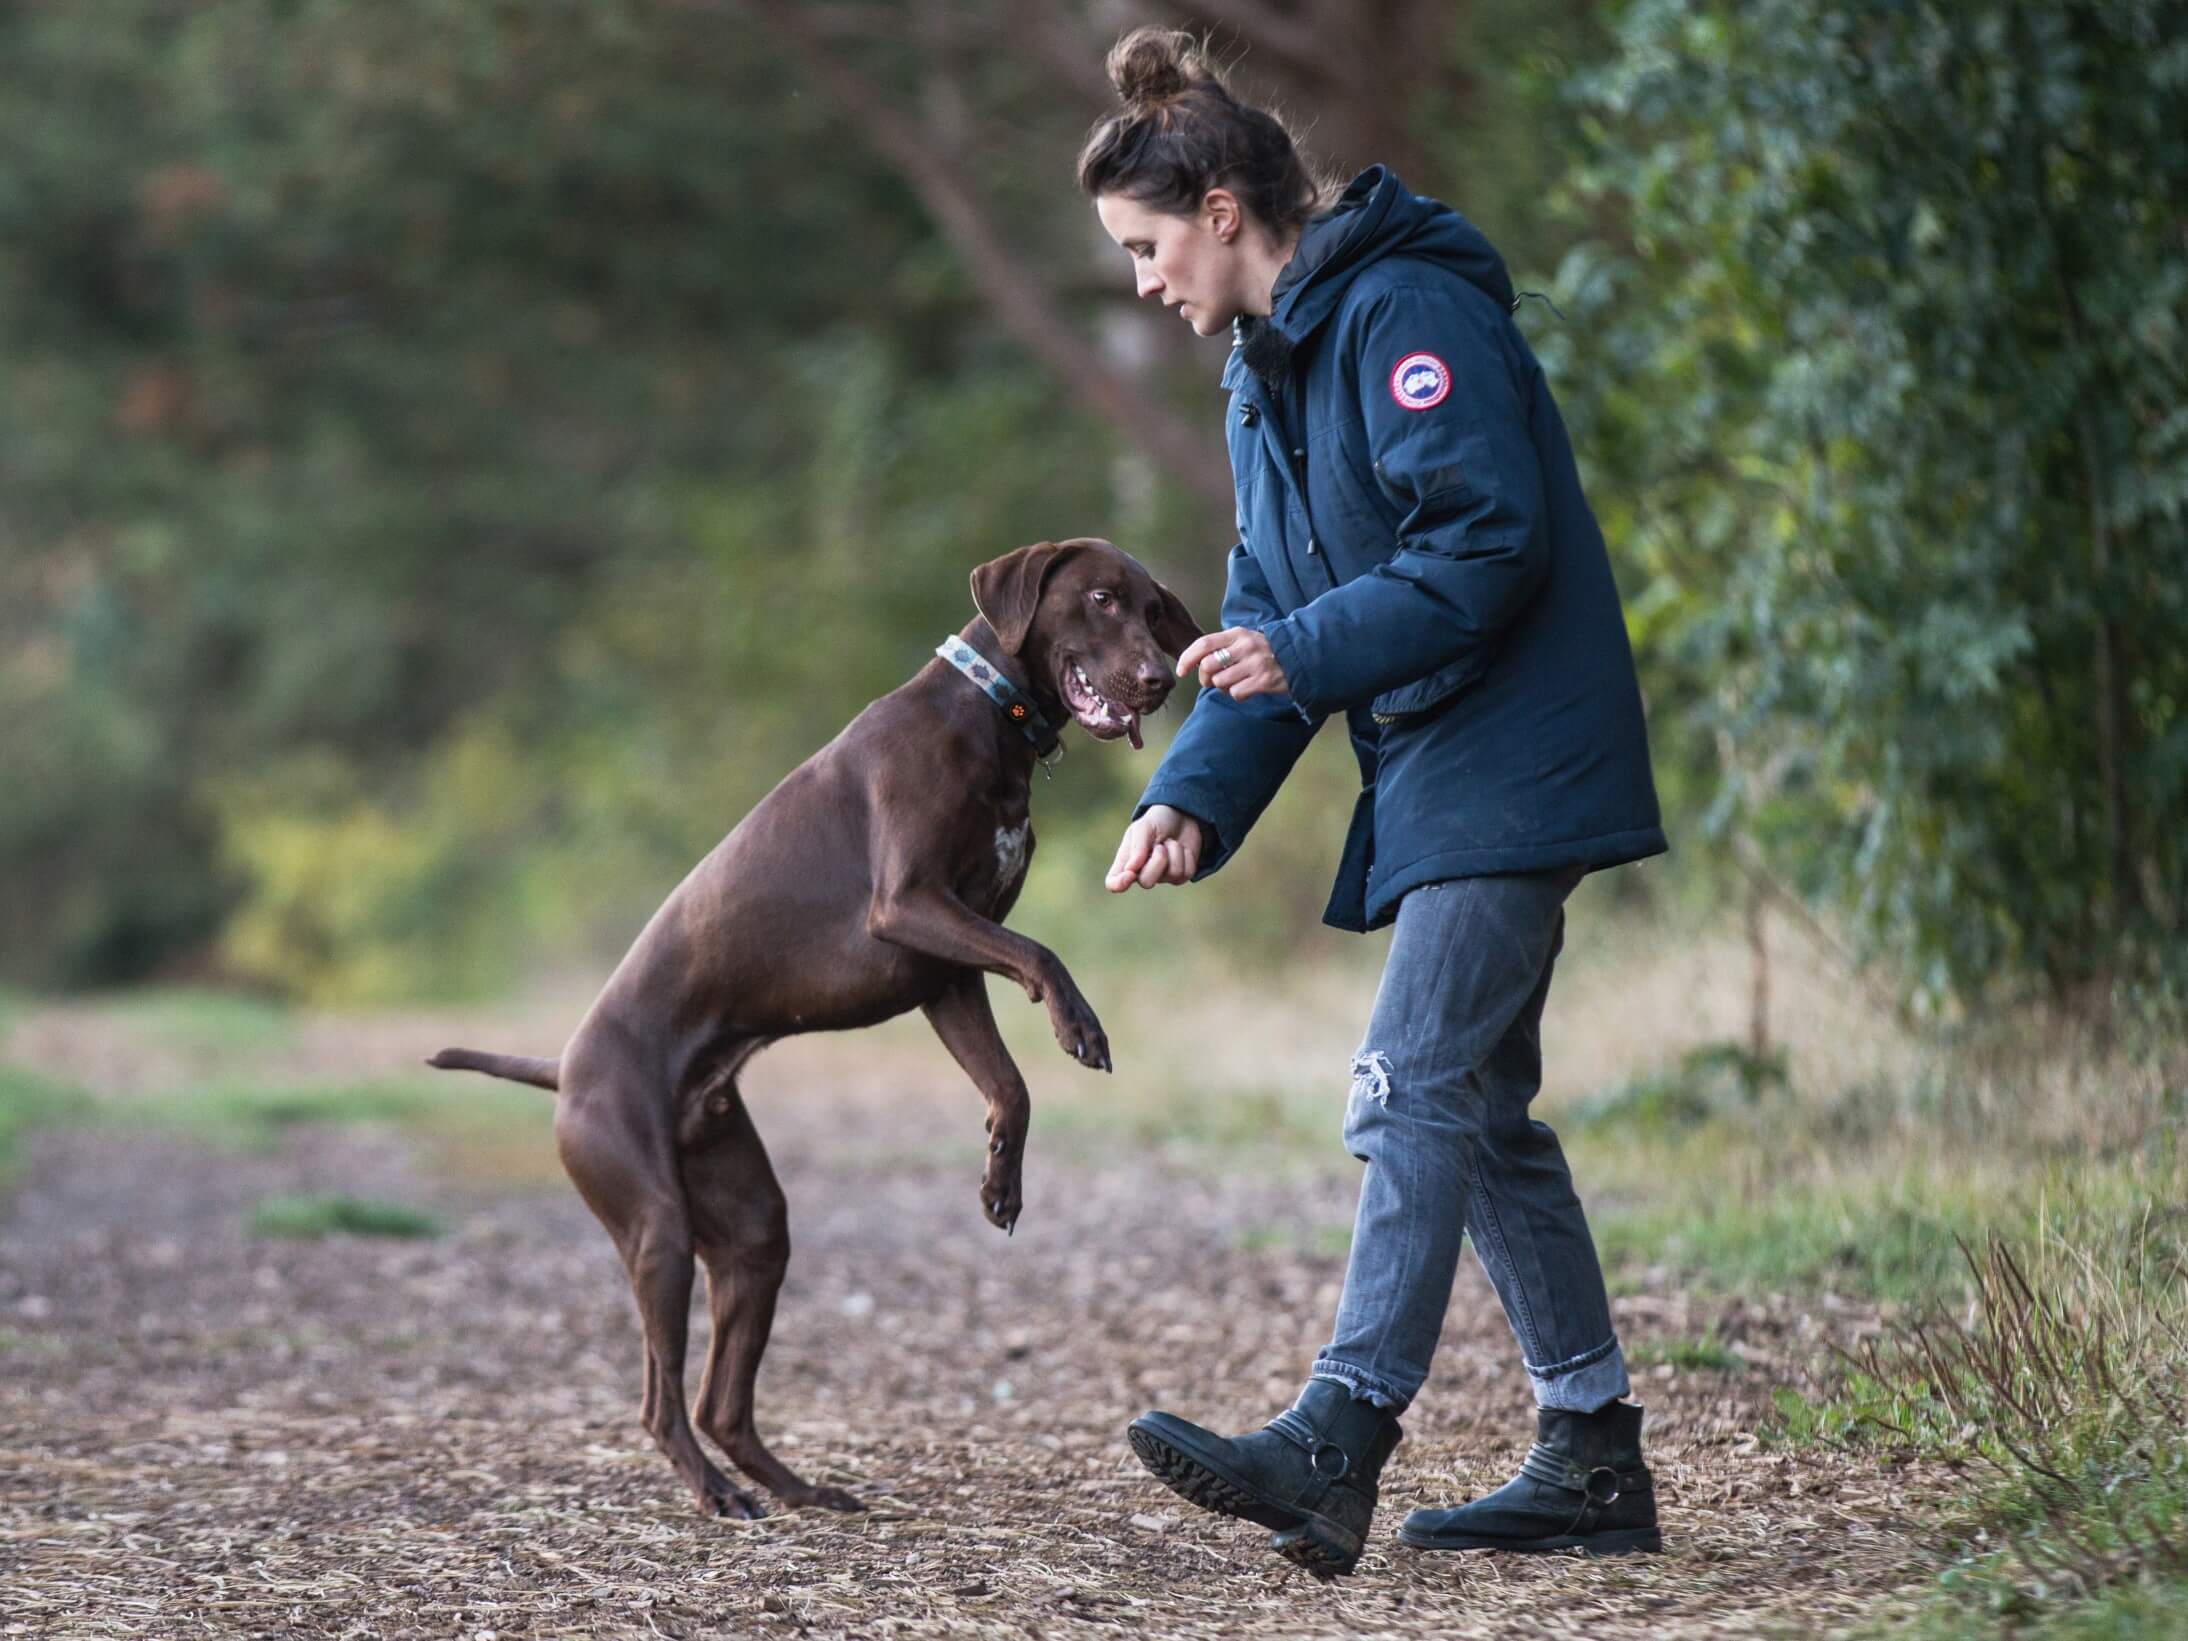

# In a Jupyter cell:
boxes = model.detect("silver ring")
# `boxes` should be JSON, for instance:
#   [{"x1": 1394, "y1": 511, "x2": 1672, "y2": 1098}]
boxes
[{"x1": 1212, "y1": 646, "x2": 1234, "y2": 669}]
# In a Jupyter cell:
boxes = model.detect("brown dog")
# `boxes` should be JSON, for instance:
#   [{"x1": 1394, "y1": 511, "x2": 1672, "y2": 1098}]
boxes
[{"x1": 429, "y1": 538, "x2": 1199, "y2": 1518}]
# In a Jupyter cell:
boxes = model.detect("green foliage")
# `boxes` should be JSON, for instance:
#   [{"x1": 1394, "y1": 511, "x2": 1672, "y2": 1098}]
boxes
[
  {"x1": 1556, "y1": 0, "x2": 2188, "y2": 1010},
  {"x1": 0, "y1": 0, "x2": 1133, "y2": 995},
  {"x1": 1779, "y1": 1213, "x2": 2188, "y2": 1630},
  {"x1": 248, "y1": 1193, "x2": 441, "y2": 1240},
  {"x1": 1572, "y1": 1037, "x2": 1788, "y2": 1134},
  {"x1": 6, "y1": 0, "x2": 2181, "y2": 1019}
]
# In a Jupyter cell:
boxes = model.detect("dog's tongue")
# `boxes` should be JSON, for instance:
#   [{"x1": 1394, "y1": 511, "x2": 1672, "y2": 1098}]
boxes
[{"x1": 1126, "y1": 714, "x2": 1143, "y2": 751}]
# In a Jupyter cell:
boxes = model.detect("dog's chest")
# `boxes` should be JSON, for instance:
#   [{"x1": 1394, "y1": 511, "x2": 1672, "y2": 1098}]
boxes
[
  {"x1": 961, "y1": 807, "x2": 1033, "y2": 913},
  {"x1": 993, "y1": 819, "x2": 1031, "y2": 881}
]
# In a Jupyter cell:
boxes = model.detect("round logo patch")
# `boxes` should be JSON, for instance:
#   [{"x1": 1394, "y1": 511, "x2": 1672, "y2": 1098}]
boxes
[{"x1": 1389, "y1": 351, "x2": 1452, "y2": 411}]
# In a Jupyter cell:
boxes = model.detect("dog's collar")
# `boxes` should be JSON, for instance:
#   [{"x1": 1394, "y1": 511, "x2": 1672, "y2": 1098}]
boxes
[{"x1": 935, "y1": 636, "x2": 1065, "y2": 765}]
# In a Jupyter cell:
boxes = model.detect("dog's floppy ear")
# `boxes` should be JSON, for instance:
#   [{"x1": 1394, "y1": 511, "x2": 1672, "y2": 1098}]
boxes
[
  {"x1": 970, "y1": 541, "x2": 1069, "y2": 656},
  {"x1": 1152, "y1": 582, "x2": 1204, "y2": 660}
]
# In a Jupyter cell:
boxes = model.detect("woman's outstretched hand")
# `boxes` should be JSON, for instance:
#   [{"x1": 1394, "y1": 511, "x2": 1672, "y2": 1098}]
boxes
[
  {"x1": 1106, "y1": 804, "x2": 1203, "y2": 892},
  {"x1": 1177, "y1": 627, "x2": 1288, "y2": 700}
]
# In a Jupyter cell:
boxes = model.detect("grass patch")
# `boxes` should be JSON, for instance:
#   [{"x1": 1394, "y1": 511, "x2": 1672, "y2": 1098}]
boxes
[
  {"x1": 0, "y1": 1051, "x2": 556, "y2": 1191},
  {"x1": 248, "y1": 1194, "x2": 443, "y2": 1240},
  {"x1": 1628, "y1": 1331, "x2": 1745, "y2": 1373},
  {"x1": 99, "y1": 1075, "x2": 557, "y2": 1184},
  {"x1": 1596, "y1": 1185, "x2": 1985, "y2": 1301},
  {"x1": 1903, "y1": 1575, "x2": 2188, "y2": 1639},
  {"x1": 1037, "y1": 1079, "x2": 1336, "y2": 1166},
  {"x1": 0, "y1": 1063, "x2": 93, "y2": 1187},
  {"x1": 1236, "y1": 1221, "x2": 1353, "y2": 1258},
  {"x1": 1778, "y1": 1205, "x2": 2188, "y2": 1634},
  {"x1": 1570, "y1": 1039, "x2": 1789, "y2": 1136},
  {"x1": 0, "y1": 1325, "x2": 73, "y2": 1363},
  {"x1": 102, "y1": 986, "x2": 295, "y2": 1052},
  {"x1": 110, "y1": 1078, "x2": 462, "y2": 1151}
]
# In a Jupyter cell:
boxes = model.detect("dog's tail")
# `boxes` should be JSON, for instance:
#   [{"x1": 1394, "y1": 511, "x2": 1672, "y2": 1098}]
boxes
[{"x1": 426, "y1": 1046, "x2": 561, "y2": 1091}]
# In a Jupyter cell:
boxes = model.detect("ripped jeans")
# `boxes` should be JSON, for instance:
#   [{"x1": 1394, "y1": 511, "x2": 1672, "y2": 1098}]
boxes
[{"x1": 1309, "y1": 867, "x2": 1631, "y2": 1415}]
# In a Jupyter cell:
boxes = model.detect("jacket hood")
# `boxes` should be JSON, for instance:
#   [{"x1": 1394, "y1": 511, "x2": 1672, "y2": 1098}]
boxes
[{"x1": 1264, "y1": 166, "x2": 1513, "y2": 342}]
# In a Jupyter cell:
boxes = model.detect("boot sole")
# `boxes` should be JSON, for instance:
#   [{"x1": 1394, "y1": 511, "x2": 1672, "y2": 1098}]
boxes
[
  {"x1": 1396, "y1": 1523, "x2": 1663, "y2": 1557},
  {"x1": 1126, "y1": 1419, "x2": 1365, "y2": 1579}
]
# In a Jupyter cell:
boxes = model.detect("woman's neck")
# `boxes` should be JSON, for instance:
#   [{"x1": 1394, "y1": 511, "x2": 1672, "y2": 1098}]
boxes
[{"x1": 1241, "y1": 226, "x2": 1304, "y2": 318}]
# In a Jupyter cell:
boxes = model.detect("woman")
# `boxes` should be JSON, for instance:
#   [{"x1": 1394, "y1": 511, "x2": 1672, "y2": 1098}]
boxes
[{"x1": 1079, "y1": 29, "x2": 1668, "y2": 1577}]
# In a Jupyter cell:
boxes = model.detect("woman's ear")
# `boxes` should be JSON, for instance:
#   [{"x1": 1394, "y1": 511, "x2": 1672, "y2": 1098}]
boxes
[{"x1": 1202, "y1": 186, "x2": 1242, "y2": 244}]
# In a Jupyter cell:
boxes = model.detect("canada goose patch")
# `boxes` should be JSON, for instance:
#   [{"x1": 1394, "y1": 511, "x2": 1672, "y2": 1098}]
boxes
[{"x1": 1389, "y1": 351, "x2": 1452, "y2": 411}]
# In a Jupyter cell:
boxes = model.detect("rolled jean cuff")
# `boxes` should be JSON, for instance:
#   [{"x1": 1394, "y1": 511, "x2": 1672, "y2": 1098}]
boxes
[
  {"x1": 1526, "y1": 1337, "x2": 1630, "y2": 1413},
  {"x1": 1306, "y1": 1359, "x2": 1410, "y2": 1414}
]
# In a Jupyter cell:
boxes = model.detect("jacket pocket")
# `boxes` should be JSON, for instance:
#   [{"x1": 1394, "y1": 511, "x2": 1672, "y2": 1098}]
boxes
[{"x1": 1370, "y1": 647, "x2": 1494, "y2": 724}]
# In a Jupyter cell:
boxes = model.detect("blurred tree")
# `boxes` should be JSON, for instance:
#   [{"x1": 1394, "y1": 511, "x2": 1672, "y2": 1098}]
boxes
[
  {"x1": 3, "y1": 0, "x2": 1594, "y2": 996},
  {"x1": 0, "y1": 0, "x2": 1112, "y2": 987},
  {"x1": 1551, "y1": 0, "x2": 2187, "y2": 1011},
  {"x1": 726, "y1": 0, "x2": 1574, "y2": 507}
]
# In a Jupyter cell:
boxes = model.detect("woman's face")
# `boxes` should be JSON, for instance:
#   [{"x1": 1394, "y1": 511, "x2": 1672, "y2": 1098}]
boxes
[{"x1": 1096, "y1": 190, "x2": 1249, "y2": 338}]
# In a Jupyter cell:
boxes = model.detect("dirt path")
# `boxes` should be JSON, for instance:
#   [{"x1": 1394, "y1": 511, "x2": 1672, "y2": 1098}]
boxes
[{"x1": 1, "y1": 1015, "x2": 1944, "y2": 1639}]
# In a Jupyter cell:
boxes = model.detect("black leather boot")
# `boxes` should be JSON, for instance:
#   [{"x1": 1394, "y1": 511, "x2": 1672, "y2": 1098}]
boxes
[
  {"x1": 1128, "y1": 1378, "x2": 1402, "y2": 1578},
  {"x1": 1398, "y1": 1400, "x2": 1661, "y2": 1555}
]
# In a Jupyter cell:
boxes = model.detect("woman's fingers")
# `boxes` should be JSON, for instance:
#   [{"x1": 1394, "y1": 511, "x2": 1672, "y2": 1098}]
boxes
[
  {"x1": 1211, "y1": 654, "x2": 1284, "y2": 698},
  {"x1": 1178, "y1": 627, "x2": 1254, "y2": 683},
  {"x1": 1196, "y1": 628, "x2": 1256, "y2": 686},
  {"x1": 1105, "y1": 823, "x2": 1153, "y2": 892},
  {"x1": 1182, "y1": 627, "x2": 1288, "y2": 698},
  {"x1": 1137, "y1": 838, "x2": 1172, "y2": 889},
  {"x1": 1173, "y1": 632, "x2": 1225, "y2": 679},
  {"x1": 1105, "y1": 807, "x2": 1201, "y2": 892}
]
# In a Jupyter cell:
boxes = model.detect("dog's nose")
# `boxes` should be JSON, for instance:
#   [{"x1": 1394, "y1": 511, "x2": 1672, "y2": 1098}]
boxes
[{"x1": 1135, "y1": 658, "x2": 1171, "y2": 696}]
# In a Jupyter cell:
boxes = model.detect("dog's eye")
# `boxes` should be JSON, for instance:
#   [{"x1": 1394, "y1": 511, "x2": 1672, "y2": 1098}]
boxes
[{"x1": 1090, "y1": 589, "x2": 1114, "y2": 609}]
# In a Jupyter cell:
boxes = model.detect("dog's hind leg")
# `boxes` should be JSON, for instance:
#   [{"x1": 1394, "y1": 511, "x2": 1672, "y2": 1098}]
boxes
[
  {"x1": 554, "y1": 1059, "x2": 764, "y2": 1520},
  {"x1": 684, "y1": 1090, "x2": 864, "y2": 1512}
]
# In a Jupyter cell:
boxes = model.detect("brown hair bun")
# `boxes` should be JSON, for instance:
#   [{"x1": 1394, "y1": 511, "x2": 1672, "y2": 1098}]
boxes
[
  {"x1": 1078, "y1": 26, "x2": 1327, "y2": 233},
  {"x1": 1106, "y1": 26, "x2": 1208, "y2": 113}
]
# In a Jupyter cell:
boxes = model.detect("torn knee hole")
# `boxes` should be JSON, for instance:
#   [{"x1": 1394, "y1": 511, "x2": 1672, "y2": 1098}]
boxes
[{"x1": 1349, "y1": 1050, "x2": 1394, "y2": 1105}]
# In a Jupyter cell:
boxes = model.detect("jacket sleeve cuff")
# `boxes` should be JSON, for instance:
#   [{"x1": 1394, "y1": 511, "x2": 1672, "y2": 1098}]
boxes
[{"x1": 1261, "y1": 619, "x2": 1322, "y2": 721}]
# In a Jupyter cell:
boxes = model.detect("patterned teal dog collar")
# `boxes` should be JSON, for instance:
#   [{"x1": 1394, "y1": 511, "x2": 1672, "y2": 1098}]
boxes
[{"x1": 936, "y1": 636, "x2": 1064, "y2": 758}]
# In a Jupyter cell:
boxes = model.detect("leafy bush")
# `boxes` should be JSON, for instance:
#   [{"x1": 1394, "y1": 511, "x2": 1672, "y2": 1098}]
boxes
[
  {"x1": 1561, "y1": 0, "x2": 2188, "y2": 1011},
  {"x1": 1572, "y1": 1038, "x2": 1788, "y2": 1134}
]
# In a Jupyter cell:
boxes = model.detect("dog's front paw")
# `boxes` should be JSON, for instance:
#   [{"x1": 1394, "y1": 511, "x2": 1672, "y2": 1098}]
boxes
[{"x1": 1048, "y1": 991, "x2": 1111, "y2": 1072}]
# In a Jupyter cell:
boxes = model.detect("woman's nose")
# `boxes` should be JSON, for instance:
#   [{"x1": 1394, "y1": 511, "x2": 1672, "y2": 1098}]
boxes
[{"x1": 1134, "y1": 264, "x2": 1163, "y2": 299}]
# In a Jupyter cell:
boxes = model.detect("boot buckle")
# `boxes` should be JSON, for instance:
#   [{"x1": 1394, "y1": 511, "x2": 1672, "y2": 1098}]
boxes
[
  {"x1": 1311, "y1": 1442, "x2": 1350, "y2": 1480},
  {"x1": 1583, "y1": 1465, "x2": 1621, "y2": 1505}
]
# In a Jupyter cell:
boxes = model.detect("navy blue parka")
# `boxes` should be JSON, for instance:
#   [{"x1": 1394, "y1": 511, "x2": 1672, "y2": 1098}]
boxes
[{"x1": 1136, "y1": 167, "x2": 1666, "y2": 931}]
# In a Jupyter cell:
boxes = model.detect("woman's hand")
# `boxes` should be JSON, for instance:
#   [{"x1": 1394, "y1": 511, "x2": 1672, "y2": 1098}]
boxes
[
  {"x1": 1105, "y1": 804, "x2": 1204, "y2": 892},
  {"x1": 1176, "y1": 626, "x2": 1288, "y2": 700}
]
